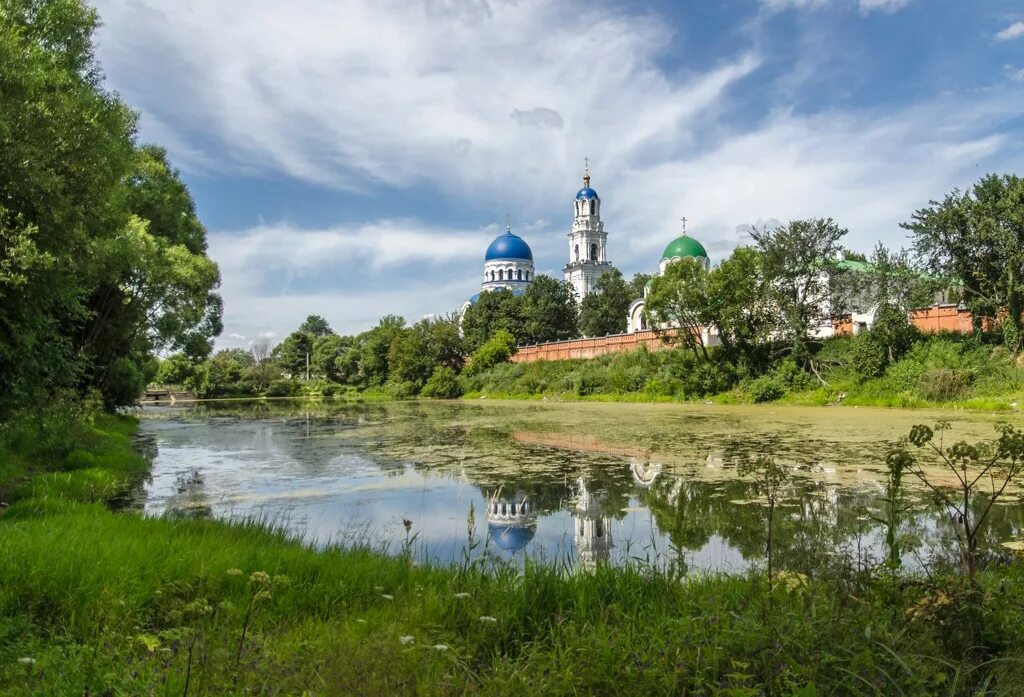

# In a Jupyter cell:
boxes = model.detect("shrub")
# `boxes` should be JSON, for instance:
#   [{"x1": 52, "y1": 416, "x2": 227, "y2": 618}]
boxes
[
  {"x1": 421, "y1": 367, "x2": 463, "y2": 399},
  {"x1": 466, "y1": 330, "x2": 517, "y2": 376},
  {"x1": 748, "y1": 375, "x2": 786, "y2": 403},
  {"x1": 266, "y1": 379, "x2": 301, "y2": 398},
  {"x1": 849, "y1": 334, "x2": 886, "y2": 382},
  {"x1": 916, "y1": 368, "x2": 973, "y2": 402}
]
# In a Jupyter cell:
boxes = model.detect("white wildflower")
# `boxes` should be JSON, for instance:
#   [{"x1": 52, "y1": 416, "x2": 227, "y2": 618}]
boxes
[
  {"x1": 17, "y1": 657, "x2": 36, "y2": 666},
  {"x1": 399, "y1": 635, "x2": 414, "y2": 646},
  {"x1": 478, "y1": 616, "x2": 497, "y2": 623},
  {"x1": 356, "y1": 619, "x2": 366, "y2": 624},
  {"x1": 432, "y1": 644, "x2": 450, "y2": 652},
  {"x1": 381, "y1": 594, "x2": 394, "y2": 600},
  {"x1": 453, "y1": 592, "x2": 471, "y2": 600}
]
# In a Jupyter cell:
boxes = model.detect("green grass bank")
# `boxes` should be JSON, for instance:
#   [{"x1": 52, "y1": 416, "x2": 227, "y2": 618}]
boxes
[
  {"x1": 4, "y1": 411, "x2": 1024, "y2": 695},
  {"x1": 463, "y1": 333, "x2": 1024, "y2": 410}
]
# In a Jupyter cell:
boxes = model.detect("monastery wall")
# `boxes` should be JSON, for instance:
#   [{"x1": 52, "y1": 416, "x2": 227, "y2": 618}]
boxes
[{"x1": 511, "y1": 305, "x2": 983, "y2": 365}]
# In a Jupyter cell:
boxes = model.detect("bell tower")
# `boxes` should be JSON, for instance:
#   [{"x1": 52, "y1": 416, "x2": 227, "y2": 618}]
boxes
[{"x1": 564, "y1": 159, "x2": 615, "y2": 301}]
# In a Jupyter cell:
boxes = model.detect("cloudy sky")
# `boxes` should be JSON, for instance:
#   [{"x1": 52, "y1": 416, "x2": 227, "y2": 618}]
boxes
[{"x1": 91, "y1": 0, "x2": 1024, "y2": 346}]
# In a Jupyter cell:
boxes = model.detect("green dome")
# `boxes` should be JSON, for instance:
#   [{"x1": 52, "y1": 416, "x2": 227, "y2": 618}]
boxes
[{"x1": 661, "y1": 235, "x2": 708, "y2": 262}]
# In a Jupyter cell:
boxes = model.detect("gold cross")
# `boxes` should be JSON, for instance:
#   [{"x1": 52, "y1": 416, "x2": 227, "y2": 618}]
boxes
[{"x1": 680, "y1": 217, "x2": 687, "y2": 235}]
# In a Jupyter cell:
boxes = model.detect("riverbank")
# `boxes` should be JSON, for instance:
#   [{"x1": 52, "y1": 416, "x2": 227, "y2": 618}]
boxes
[{"x1": 4, "y1": 410, "x2": 1024, "y2": 695}]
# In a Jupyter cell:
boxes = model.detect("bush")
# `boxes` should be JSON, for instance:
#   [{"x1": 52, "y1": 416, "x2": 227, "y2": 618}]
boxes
[
  {"x1": 466, "y1": 330, "x2": 517, "y2": 376},
  {"x1": 850, "y1": 334, "x2": 886, "y2": 382},
  {"x1": 748, "y1": 375, "x2": 786, "y2": 403},
  {"x1": 916, "y1": 368, "x2": 973, "y2": 402},
  {"x1": 266, "y1": 379, "x2": 301, "y2": 398},
  {"x1": 421, "y1": 367, "x2": 463, "y2": 399}
]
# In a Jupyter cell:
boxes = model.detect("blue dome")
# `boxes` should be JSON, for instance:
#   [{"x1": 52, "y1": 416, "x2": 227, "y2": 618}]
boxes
[
  {"x1": 576, "y1": 187, "x2": 599, "y2": 200},
  {"x1": 485, "y1": 231, "x2": 533, "y2": 262},
  {"x1": 488, "y1": 523, "x2": 536, "y2": 554}
]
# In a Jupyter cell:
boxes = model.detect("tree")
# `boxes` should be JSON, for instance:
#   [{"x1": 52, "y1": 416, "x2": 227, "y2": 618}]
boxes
[
  {"x1": 904, "y1": 174, "x2": 1024, "y2": 348},
  {"x1": 521, "y1": 275, "x2": 578, "y2": 344},
  {"x1": 704, "y1": 247, "x2": 774, "y2": 371},
  {"x1": 274, "y1": 329, "x2": 314, "y2": 378},
  {"x1": 420, "y1": 366, "x2": 463, "y2": 399},
  {"x1": 246, "y1": 338, "x2": 278, "y2": 393},
  {"x1": 311, "y1": 334, "x2": 350, "y2": 382},
  {"x1": 460, "y1": 288, "x2": 525, "y2": 351},
  {"x1": 750, "y1": 218, "x2": 849, "y2": 368},
  {"x1": 466, "y1": 330, "x2": 517, "y2": 376},
  {"x1": 644, "y1": 258, "x2": 712, "y2": 361},
  {"x1": 355, "y1": 315, "x2": 406, "y2": 388},
  {"x1": 299, "y1": 314, "x2": 333, "y2": 338},
  {"x1": 628, "y1": 273, "x2": 653, "y2": 301},
  {"x1": 579, "y1": 269, "x2": 631, "y2": 337}
]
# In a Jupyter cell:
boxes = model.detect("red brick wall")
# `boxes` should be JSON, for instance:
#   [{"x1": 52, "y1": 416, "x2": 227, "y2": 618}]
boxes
[
  {"x1": 509, "y1": 305, "x2": 985, "y2": 365},
  {"x1": 511, "y1": 330, "x2": 672, "y2": 363},
  {"x1": 909, "y1": 304, "x2": 980, "y2": 333}
]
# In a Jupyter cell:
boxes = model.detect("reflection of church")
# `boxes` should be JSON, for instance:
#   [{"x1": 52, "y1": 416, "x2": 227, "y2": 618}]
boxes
[
  {"x1": 485, "y1": 490, "x2": 537, "y2": 554},
  {"x1": 572, "y1": 476, "x2": 614, "y2": 569}
]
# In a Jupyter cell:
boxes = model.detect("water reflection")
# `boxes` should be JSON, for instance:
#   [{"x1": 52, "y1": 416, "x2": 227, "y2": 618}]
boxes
[{"x1": 135, "y1": 402, "x2": 1024, "y2": 573}]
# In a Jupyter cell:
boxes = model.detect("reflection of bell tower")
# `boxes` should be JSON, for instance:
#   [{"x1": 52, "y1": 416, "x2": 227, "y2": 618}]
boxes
[{"x1": 572, "y1": 477, "x2": 613, "y2": 569}]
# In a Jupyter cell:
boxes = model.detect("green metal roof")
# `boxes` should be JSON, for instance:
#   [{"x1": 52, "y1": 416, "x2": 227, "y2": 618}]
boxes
[{"x1": 661, "y1": 235, "x2": 708, "y2": 261}]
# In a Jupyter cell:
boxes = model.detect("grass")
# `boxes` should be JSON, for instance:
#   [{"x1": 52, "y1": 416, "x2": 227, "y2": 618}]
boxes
[{"x1": 4, "y1": 409, "x2": 1024, "y2": 694}]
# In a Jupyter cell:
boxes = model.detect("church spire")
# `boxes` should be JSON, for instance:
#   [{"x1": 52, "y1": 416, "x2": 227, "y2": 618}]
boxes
[{"x1": 583, "y1": 156, "x2": 591, "y2": 188}]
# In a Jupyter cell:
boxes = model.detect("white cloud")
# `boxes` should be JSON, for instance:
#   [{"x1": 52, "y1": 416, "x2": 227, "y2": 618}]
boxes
[
  {"x1": 93, "y1": 0, "x2": 759, "y2": 199},
  {"x1": 857, "y1": 0, "x2": 911, "y2": 14},
  {"x1": 762, "y1": 0, "x2": 911, "y2": 13},
  {"x1": 996, "y1": 21, "x2": 1024, "y2": 41},
  {"x1": 1006, "y1": 65, "x2": 1024, "y2": 82}
]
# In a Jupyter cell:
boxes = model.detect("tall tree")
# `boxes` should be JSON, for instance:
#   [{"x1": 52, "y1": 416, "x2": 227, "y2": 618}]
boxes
[
  {"x1": 299, "y1": 314, "x2": 333, "y2": 338},
  {"x1": 460, "y1": 288, "x2": 525, "y2": 351},
  {"x1": 705, "y1": 247, "x2": 774, "y2": 370},
  {"x1": 750, "y1": 218, "x2": 848, "y2": 367},
  {"x1": 644, "y1": 258, "x2": 712, "y2": 361},
  {"x1": 579, "y1": 269, "x2": 631, "y2": 337},
  {"x1": 521, "y1": 275, "x2": 578, "y2": 344},
  {"x1": 904, "y1": 174, "x2": 1024, "y2": 347}
]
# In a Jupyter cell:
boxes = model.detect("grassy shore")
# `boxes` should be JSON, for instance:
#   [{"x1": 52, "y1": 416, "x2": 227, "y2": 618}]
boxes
[{"x1": 3, "y1": 412, "x2": 1024, "y2": 695}]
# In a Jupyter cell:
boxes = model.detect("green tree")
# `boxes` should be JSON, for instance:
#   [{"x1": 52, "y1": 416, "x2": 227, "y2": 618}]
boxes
[
  {"x1": 460, "y1": 289, "x2": 525, "y2": 351},
  {"x1": 644, "y1": 258, "x2": 712, "y2": 361},
  {"x1": 311, "y1": 334, "x2": 351, "y2": 382},
  {"x1": 299, "y1": 314, "x2": 333, "y2": 338},
  {"x1": 521, "y1": 275, "x2": 577, "y2": 344},
  {"x1": 628, "y1": 272, "x2": 653, "y2": 301},
  {"x1": 466, "y1": 330, "x2": 517, "y2": 376},
  {"x1": 904, "y1": 174, "x2": 1024, "y2": 348},
  {"x1": 750, "y1": 218, "x2": 849, "y2": 368},
  {"x1": 579, "y1": 269, "x2": 631, "y2": 337},
  {"x1": 420, "y1": 366, "x2": 463, "y2": 399},
  {"x1": 356, "y1": 315, "x2": 406, "y2": 388},
  {"x1": 705, "y1": 247, "x2": 774, "y2": 370}
]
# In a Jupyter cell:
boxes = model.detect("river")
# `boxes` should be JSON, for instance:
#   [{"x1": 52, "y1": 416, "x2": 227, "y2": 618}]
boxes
[{"x1": 135, "y1": 400, "x2": 1024, "y2": 573}]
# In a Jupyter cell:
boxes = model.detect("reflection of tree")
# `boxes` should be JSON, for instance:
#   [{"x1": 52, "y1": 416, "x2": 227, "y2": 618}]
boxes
[{"x1": 165, "y1": 469, "x2": 213, "y2": 518}]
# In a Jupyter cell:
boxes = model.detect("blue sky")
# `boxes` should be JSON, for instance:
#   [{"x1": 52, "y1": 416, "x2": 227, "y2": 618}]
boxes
[{"x1": 90, "y1": 0, "x2": 1024, "y2": 346}]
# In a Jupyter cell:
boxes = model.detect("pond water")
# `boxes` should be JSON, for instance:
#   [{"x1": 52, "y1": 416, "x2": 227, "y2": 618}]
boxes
[{"x1": 135, "y1": 401, "x2": 1024, "y2": 573}]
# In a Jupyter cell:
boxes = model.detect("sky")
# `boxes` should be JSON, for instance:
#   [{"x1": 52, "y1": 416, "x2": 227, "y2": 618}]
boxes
[{"x1": 90, "y1": 0, "x2": 1024, "y2": 347}]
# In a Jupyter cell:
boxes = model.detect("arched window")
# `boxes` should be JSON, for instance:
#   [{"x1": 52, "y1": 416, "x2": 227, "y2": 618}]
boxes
[
  {"x1": 526, "y1": 271, "x2": 530, "y2": 281},
  {"x1": 589, "y1": 200, "x2": 595, "y2": 215},
  {"x1": 590, "y1": 243, "x2": 598, "y2": 261},
  {"x1": 596, "y1": 519, "x2": 604, "y2": 538},
  {"x1": 517, "y1": 269, "x2": 522, "y2": 281},
  {"x1": 574, "y1": 245, "x2": 579, "y2": 262}
]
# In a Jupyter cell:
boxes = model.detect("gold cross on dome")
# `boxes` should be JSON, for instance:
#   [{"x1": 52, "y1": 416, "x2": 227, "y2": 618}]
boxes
[
  {"x1": 584, "y1": 156, "x2": 590, "y2": 176},
  {"x1": 680, "y1": 217, "x2": 687, "y2": 235}
]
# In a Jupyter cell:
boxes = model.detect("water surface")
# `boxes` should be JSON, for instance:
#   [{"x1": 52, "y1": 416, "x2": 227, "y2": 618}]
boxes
[{"x1": 136, "y1": 401, "x2": 1024, "y2": 573}]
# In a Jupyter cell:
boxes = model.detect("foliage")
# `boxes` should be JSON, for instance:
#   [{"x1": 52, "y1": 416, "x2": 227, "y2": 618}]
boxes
[
  {"x1": 579, "y1": 269, "x2": 631, "y2": 337},
  {"x1": 0, "y1": 2, "x2": 221, "y2": 412},
  {"x1": 889, "y1": 422, "x2": 1024, "y2": 579},
  {"x1": 420, "y1": 366, "x2": 463, "y2": 399},
  {"x1": 750, "y1": 218, "x2": 849, "y2": 366},
  {"x1": 905, "y1": 174, "x2": 1024, "y2": 347},
  {"x1": 466, "y1": 330, "x2": 517, "y2": 377},
  {"x1": 644, "y1": 257, "x2": 712, "y2": 361},
  {"x1": 520, "y1": 275, "x2": 578, "y2": 344},
  {"x1": 460, "y1": 288, "x2": 525, "y2": 352}
]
